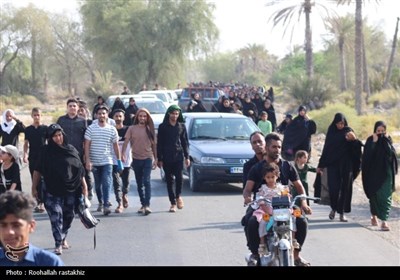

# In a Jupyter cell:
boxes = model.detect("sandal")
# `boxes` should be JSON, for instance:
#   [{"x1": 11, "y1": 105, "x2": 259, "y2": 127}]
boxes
[
  {"x1": 328, "y1": 210, "x2": 335, "y2": 220},
  {"x1": 54, "y1": 246, "x2": 62, "y2": 255},
  {"x1": 381, "y1": 222, "x2": 390, "y2": 231},
  {"x1": 370, "y1": 217, "x2": 378, "y2": 226},
  {"x1": 294, "y1": 257, "x2": 311, "y2": 267},
  {"x1": 62, "y1": 240, "x2": 70, "y2": 249},
  {"x1": 339, "y1": 214, "x2": 348, "y2": 222},
  {"x1": 122, "y1": 194, "x2": 129, "y2": 208}
]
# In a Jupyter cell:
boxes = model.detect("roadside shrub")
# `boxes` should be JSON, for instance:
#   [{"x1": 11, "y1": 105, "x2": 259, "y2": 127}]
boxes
[
  {"x1": 45, "y1": 110, "x2": 66, "y2": 123},
  {"x1": 0, "y1": 93, "x2": 42, "y2": 111},
  {"x1": 308, "y1": 103, "x2": 358, "y2": 135},
  {"x1": 336, "y1": 91, "x2": 355, "y2": 107},
  {"x1": 286, "y1": 75, "x2": 337, "y2": 110},
  {"x1": 368, "y1": 89, "x2": 400, "y2": 109},
  {"x1": 310, "y1": 103, "x2": 400, "y2": 141}
]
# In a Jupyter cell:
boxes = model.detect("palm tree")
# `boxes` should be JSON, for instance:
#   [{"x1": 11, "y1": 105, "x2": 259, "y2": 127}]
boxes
[
  {"x1": 337, "y1": 0, "x2": 381, "y2": 115},
  {"x1": 236, "y1": 44, "x2": 274, "y2": 73},
  {"x1": 383, "y1": 17, "x2": 399, "y2": 89},
  {"x1": 268, "y1": 0, "x2": 330, "y2": 80},
  {"x1": 324, "y1": 15, "x2": 354, "y2": 91},
  {"x1": 354, "y1": 0, "x2": 363, "y2": 114}
]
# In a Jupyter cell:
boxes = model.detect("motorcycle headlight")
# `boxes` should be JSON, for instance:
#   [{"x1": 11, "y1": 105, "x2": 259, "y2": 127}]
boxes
[
  {"x1": 273, "y1": 209, "x2": 291, "y2": 221},
  {"x1": 200, "y1": 157, "x2": 225, "y2": 164}
]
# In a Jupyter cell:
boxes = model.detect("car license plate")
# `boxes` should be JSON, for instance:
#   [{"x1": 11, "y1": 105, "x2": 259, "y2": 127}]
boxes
[{"x1": 230, "y1": 167, "x2": 243, "y2": 174}]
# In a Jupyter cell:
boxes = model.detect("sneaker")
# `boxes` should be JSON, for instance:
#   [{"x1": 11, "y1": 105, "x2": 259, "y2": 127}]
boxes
[
  {"x1": 294, "y1": 257, "x2": 311, "y2": 267},
  {"x1": 103, "y1": 207, "x2": 111, "y2": 216},
  {"x1": 115, "y1": 204, "x2": 123, "y2": 213},
  {"x1": 144, "y1": 206, "x2": 152, "y2": 215},
  {"x1": 137, "y1": 206, "x2": 145, "y2": 214},
  {"x1": 122, "y1": 194, "x2": 129, "y2": 208},
  {"x1": 169, "y1": 205, "x2": 177, "y2": 213},
  {"x1": 176, "y1": 197, "x2": 184, "y2": 209},
  {"x1": 97, "y1": 203, "x2": 103, "y2": 212}
]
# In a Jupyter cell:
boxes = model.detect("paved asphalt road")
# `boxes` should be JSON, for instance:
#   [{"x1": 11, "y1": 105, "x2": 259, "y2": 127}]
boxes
[{"x1": 19, "y1": 164, "x2": 399, "y2": 267}]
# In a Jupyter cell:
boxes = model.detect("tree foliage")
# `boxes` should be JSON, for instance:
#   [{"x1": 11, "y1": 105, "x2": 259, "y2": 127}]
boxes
[{"x1": 80, "y1": 0, "x2": 218, "y2": 90}]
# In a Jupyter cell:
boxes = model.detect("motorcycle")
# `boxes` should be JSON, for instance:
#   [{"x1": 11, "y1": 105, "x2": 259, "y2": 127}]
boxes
[{"x1": 245, "y1": 193, "x2": 319, "y2": 266}]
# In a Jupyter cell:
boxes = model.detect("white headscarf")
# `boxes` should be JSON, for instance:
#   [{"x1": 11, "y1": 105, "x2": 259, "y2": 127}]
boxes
[{"x1": 1, "y1": 109, "x2": 16, "y2": 134}]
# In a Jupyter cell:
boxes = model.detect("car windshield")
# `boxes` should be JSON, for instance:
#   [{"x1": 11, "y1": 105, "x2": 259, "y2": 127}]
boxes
[
  {"x1": 190, "y1": 118, "x2": 257, "y2": 140},
  {"x1": 127, "y1": 100, "x2": 166, "y2": 114}
]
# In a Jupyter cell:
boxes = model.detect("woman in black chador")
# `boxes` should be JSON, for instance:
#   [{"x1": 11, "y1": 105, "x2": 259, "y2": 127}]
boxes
[
  {"x1": 32, "y1": 124, "x2": 88, "y2": 255},
  {"x1": 282, "y1": 106, "x2": 316, "y2": 161},
  {"x1": 317, "y1": 113, "x2": 362, "y2": 222},
  {"x1": 362, "y1": 121, "x2": 398, "y2": 231}
]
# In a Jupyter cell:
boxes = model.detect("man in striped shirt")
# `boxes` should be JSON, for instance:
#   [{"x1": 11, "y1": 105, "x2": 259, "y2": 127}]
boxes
[{"x1": 84, "y1": 106, "x2": 121, "y2": 215}]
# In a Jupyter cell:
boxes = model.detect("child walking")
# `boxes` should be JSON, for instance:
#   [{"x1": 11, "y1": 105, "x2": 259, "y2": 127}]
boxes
[{"x1": 293, "y1": 150, "x2": 316, "y2": 205}]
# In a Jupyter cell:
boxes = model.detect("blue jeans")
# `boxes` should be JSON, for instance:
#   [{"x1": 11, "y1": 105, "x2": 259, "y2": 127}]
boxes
[
  {"x1": 92, "y1": 164, "x2": 113, "y2": 207},
  {"x1": 132, "y1": 158, "x2": 152, "y2": 207},
  {"x1": 112, "y1": 165, "x2": 122, "y2": 204}
]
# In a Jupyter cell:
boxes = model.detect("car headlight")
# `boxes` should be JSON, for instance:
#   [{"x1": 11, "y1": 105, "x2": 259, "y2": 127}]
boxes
[{"x1": 200, "y1": 157, "x2": 225, "y2": 164}]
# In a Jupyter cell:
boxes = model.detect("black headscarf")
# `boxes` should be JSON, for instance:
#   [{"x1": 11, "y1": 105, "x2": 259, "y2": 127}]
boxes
[
  {"x1": 318, "y1": 113, "x2": 353, "y2": 168},
  {"x1": 362, "y1": 121, "x2": 398, "y2": 198},
  {"x1": 39, "y1": 125, "x2": 84, "y2": 196},
  {"x1": 282, "y1": 106, "x2": 316, "y2": 160}
]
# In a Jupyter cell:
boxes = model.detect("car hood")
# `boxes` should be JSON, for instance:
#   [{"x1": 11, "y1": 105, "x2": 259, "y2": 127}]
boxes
[
  {"x1": 151, "y1": 114, "x2": 164, "y2": 129},
  {"x1": 190, "y1": 140, "x2": 253, "y2": 156}
]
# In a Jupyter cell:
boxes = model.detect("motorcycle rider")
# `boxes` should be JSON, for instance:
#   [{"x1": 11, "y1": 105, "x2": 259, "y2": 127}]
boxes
[
  {"x1": 242, "y1": 131, "x2": 266, "y2": 252},
  {"x1": 243, "y1": 132, "x2": 312, "y2": 266}
]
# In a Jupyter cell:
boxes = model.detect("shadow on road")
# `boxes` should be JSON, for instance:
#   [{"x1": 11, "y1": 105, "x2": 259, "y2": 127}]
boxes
[{"x1": 180, "y1": 221, "x2": 242, "y2": 232}]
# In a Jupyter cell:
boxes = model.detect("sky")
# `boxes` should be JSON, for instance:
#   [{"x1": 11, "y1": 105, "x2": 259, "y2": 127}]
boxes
[{"x1": 3, "y1": 0, "x2": 399, "y2": 58}]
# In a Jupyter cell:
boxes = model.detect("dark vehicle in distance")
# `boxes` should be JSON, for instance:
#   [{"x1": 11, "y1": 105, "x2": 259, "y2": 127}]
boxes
[
  {"x1": 178, "y1": 87, "x2": 225, "y2": 112},
  {"x1": 183, "y1": 112, "x2": 260, "y2": 191}
]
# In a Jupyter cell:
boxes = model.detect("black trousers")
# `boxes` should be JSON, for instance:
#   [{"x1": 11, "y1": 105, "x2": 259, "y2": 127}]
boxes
[{"x1": 163, "y1": 161, "x2": 184, "y2": 205}]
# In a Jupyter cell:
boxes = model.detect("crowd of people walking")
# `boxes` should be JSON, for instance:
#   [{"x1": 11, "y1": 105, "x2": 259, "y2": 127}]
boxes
[{"x1": 0, "y1": 82, "x2": 398, "y2": 267}]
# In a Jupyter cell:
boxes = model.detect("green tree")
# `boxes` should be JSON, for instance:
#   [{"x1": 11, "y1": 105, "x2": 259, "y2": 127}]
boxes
[
  {"x1": 268, "y1": 0, "x2": 330, "y2": 80},
  {"x1": 235, "y1": 44, "x2": 277, "y2": 82},
  {"x1": 17, "y1": 4, "x2": 54, "y2": 93},
  {"x1": 0, "y1": 4, "x2": 30, "y2": 94},
  {"x1": 383, "y1": 17, "x2": 399, "y2": 89},
  {"x1": 201, "y1": 52, "x2": 236, "y2": 83},
  {"x1": 52, "y1": 14, "x2": 94, "y2": 96},
  {"x1": 80, "y1": 0, "x2": 218, "y2": 89},
  {"x1": 337, "y1": 0, "x2": 381, "y2": 115},
  {"x1": 324, "y1": 15, "x2": 354, "y2": 91}
]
